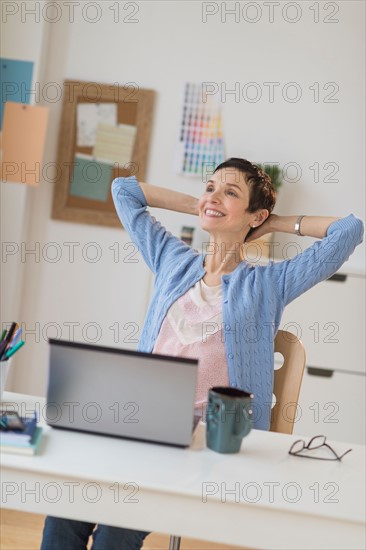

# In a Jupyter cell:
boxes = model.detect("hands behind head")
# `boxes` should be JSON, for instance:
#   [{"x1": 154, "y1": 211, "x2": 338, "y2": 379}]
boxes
[{"x1": 245, "y1": 214, "x2": 277, "y2": 243}]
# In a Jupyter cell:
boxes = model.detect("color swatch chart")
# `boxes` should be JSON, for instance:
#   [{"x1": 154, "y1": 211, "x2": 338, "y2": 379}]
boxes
[{"x1": 175, "y1": 82, "x2": 224, "y2": 177}]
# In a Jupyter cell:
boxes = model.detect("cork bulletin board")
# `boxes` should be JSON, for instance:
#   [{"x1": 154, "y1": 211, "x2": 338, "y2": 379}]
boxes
[{"x1": 52, "y1": 80, "x2": 155, "y2": 227}]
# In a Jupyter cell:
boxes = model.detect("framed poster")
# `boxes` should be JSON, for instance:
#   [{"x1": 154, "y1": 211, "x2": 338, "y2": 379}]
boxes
[{"x1": 52, "y1": 80, "x2": 155, "y2": 227}]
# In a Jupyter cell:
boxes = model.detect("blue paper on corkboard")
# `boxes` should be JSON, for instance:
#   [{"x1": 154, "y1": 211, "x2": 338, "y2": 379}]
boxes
[
  {"x1": 70, "y1": 155, "x2": 112, "y2": 201},
  {"x1": 0, "y1": 58, "x2": 34, "y2": 129}
]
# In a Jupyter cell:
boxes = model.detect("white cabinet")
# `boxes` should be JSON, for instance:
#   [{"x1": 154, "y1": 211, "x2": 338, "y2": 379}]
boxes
[
  {"x1": 280, "y1": 272, "x2": 365, "y2": 375},
  {"x1": 280, "y1": 271, "x2": 365, "y2": 444},
  {"x1": 292, "y1": 369, "x2": 365, "y2": 445}
]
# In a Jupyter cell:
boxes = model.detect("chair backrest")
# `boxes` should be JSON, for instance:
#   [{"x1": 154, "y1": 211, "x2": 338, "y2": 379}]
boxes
[{"x1": 270, "y1": 329, "x2": 306, "y2": 434}]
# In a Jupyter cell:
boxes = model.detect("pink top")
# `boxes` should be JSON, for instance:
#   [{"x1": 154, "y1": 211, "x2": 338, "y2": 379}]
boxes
[{"x1": 153, "y1": 278, "x2": 229, "y2": 416}]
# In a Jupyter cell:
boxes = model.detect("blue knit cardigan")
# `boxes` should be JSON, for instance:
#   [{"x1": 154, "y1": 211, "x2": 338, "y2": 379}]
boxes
[{"x1": 112, "y1": 176, "x2": 364, "y2": 430}]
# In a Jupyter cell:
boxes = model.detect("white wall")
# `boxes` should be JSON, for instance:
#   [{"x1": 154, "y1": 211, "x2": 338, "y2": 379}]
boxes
[
  {"x1": 2, "y1": 1, "x2": 365, "y2": 395},
  {"x1": 1, "y1": 4, "x2": 49, "y2": 388}
]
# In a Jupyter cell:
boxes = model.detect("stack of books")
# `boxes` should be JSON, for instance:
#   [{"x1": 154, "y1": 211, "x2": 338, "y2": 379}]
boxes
[{"x1": 0, "y1": 411, "x2": 43, "y2": 455}]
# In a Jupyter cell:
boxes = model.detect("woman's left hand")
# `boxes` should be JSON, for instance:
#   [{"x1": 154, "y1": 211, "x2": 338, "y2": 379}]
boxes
[
  {"x1": 246, "y1": 214, "x2": 342, "y2": 241},
  {"x1": 245, "y1": 214, "x2": 278, "y2": 242}
]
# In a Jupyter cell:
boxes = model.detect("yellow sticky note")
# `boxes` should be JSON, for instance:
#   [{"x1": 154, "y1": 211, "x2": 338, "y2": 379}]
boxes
[{"x1": 94, "y1": 123, "x2": 137, "y2": 166}]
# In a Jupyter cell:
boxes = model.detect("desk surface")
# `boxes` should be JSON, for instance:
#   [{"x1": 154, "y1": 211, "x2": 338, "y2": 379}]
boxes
[{"x1": 1, "y1": 392, "x2": 365, "y2": 550}]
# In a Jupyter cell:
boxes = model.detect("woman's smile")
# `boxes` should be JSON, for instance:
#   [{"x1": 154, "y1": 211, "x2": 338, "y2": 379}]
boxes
[{"x1": 204, "y1": 208, "x2": 225, "y2": 218}]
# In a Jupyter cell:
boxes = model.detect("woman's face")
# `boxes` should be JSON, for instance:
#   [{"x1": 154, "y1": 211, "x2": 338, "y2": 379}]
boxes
[{"x1": 198, "y1": 168, "x2": 257, "y2": 239}]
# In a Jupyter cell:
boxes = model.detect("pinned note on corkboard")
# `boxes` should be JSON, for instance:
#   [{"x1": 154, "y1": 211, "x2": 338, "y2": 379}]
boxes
[{"x1": 0, "y1": 102, "x2": 49, "y2": 186}]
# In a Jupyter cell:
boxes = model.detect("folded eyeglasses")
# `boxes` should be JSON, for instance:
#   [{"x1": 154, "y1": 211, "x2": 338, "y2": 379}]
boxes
[{"x1": 289, "y1": 435, "x2": 352, "y2": 461}]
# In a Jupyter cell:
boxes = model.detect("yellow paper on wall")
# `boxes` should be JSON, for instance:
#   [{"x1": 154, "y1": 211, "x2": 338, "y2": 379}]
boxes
[
  {"x1": 0, "y1": 102, "x2": 49, "y2": 186},
  {"x1": 94, "y1": 123, "x2": 137, "y2": 166}
]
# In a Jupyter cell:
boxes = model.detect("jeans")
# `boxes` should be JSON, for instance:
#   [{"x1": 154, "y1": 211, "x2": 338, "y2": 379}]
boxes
[{"x1": 40, "y1": 516, "x2": 150, "y2": 550}]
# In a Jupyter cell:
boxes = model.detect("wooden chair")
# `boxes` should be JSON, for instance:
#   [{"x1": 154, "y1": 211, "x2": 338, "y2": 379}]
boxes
[
  {"x1": 270, "y1": 329, "x2": 306, "y2": 434},
  {"x1": 166, "y1": 329, "x2": 306, "y2": 550}
]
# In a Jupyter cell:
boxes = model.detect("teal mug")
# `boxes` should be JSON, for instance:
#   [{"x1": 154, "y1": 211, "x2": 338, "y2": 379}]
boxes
[{"x1": 206, "y1": 386, "x2": 253, "y2": 453}]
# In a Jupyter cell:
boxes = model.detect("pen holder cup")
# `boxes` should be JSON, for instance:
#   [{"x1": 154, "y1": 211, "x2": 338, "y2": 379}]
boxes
[{"x1": 0, "y1": 359, "x2": 12, "y2": 402}]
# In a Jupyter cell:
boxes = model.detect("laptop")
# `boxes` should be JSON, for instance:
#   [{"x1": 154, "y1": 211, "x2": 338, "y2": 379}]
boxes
[{"x1": 46, "y1": 339, "x2": 200, "y2": 447}]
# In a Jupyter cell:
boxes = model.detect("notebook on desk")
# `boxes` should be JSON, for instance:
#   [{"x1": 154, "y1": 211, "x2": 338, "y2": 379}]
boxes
[{"x1": 46, "y1": 339, "x2": 200, "y2": 447}]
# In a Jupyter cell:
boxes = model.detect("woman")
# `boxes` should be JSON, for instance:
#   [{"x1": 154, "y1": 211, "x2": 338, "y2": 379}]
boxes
[{"x1": 41, "y1": 157, "x2": 363, "y2": 549}]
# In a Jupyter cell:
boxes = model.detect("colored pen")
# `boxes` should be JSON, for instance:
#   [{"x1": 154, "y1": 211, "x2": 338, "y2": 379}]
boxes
[
  {"x1": 0, "y1": 322, "x2": 17, "y2": 359},
  {"x1": 0, "y1": 330, "x2": 6, "y2": 341},
  {"x1": 5, "y1": 340, "x2": 25, "y2": 359},
  {"x1": 10, "y1": 327, "x2": 22, "y2": 347}
]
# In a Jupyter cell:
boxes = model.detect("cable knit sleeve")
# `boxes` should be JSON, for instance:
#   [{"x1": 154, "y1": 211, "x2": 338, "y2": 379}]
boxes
[
  {"x1": 111, "y1": 176, "x2": 188, "y2": 274},
  {"x1": 272, "y1": 214, "x2": 364, "y2": 306}
]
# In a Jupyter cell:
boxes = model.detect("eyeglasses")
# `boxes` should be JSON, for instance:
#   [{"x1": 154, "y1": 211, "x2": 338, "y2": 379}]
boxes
[{"x1": 289, "y1": 435, "x2": 352, "y2": 461}]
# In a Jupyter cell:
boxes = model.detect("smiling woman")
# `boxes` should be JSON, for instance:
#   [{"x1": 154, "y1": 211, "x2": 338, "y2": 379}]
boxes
[
  {"x1": 109, "y1": 160, "x2": 362, "y2": 425},
  {"x1": 40, "y1": 160, "x2": 364, "y2": 549}
]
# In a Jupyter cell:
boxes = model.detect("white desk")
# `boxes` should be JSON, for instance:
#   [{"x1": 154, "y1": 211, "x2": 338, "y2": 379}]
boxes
[{"x1": 1, "y1": 392, "x2": 365, "y2": 550}]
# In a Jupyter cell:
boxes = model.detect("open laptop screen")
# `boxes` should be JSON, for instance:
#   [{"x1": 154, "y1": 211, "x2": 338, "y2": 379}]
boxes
[{"x1": 46, "y1": 339, "x2": 199, "y2": 447}]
